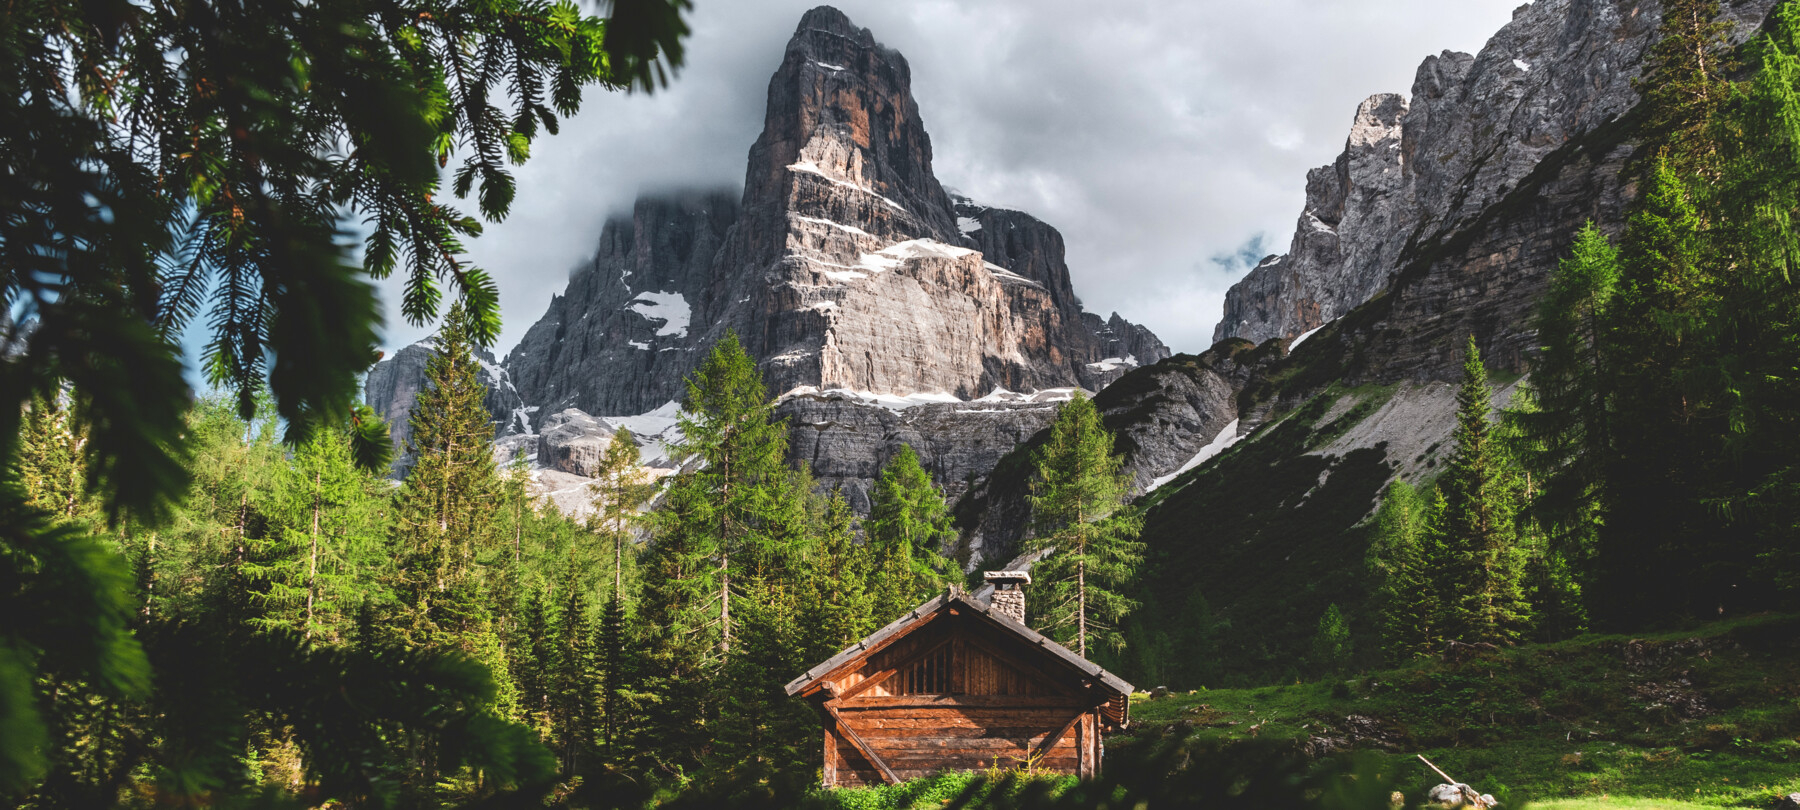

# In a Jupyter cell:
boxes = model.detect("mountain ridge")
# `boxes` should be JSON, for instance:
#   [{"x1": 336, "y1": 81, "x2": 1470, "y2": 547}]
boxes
[
  {"x1": 1211, "y1": 0, "x2": 1778, "y2": 351},
  {"x1": 364, "y1": 5, "x2": 1169, "y2": 516}
]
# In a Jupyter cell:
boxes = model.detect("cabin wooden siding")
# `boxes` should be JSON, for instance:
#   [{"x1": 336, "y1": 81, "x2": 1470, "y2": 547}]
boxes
[{"x1": 802, "y1": 602, "x2": 1117, "y2": 788}]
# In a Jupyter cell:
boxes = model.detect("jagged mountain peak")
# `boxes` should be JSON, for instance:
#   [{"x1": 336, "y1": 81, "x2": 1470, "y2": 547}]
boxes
[
  {"x1": 1214, "y1": 0, "x2": 1778, "y2": 348},
  {"x1": 694, "y1": 5, "x2": 1167, "y2": 400},
  {"x1": 368, "y1": 4, "x2": 1169, "y2": 521},
  {"x1": 795, "y1": 5, "x2": 870, "y2": 43},
  {"x1": 739, "y1": 4, "x2": 959, "y2": 248}
]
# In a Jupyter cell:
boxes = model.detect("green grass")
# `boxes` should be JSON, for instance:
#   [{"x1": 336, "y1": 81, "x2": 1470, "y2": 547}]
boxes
[
  {"x1": 1117, "y1": 614, "x2": 1800, "y2": 807},
  {"x1": 1529, "y1": 799, "x2": 1725, "y2": 809},
  {"x1": 815, "y1": 771, "x2": 1075, "y2": 810}
]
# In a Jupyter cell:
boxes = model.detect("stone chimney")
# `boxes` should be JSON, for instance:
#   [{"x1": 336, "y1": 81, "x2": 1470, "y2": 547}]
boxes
[{"x1": 983, "y1": 571, "x2": 1031, "y2": 625}]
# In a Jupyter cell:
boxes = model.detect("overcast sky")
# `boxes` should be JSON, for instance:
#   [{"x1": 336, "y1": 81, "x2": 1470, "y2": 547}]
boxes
[{"x1": 372, "y1": 0, "x2": 1524, "y2": 360}]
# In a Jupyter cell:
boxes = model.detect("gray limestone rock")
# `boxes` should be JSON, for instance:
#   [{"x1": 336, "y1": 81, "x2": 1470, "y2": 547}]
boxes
[
  {"x1": 536, "y1": 408, "x2": 616, "y2": 477},
  {"x1": 474, "y1": 4, "x2": 1166, "y2": 515},
  {"x1": 781, "y1": 390, "x2": 1062, "y2": 516},
  {"x1": 1344, "y1": 0, "x2": 1777, "y2": 383},
  {"x1": 1427, "y1": 784, "x2": 1474, "y2": 807},
  {"x1": 504, "y1": 189, "x2": 740, "y2": 423},
  {"x1": 953, "y1": 196, "x2": 1171, "y2": 386},
  {"x1": 662, "y1": 5, "x2": 1166, "y2": 401},
  {"x1": 1217, "y1": 93, "x2": 1408, "y2": 345},
  {"x1": 1105, "y1": 345, "x2": 1264, "y2": 494},
  {"x1": 1215, "y1": 0, "x2": 1778, "y2": 347},
  {"x1": 954, "y1": 341, "x2": 1281, "y2": 564},
  {"x1": 364, "y1": 338, "x2": 526, "y2": 473}
]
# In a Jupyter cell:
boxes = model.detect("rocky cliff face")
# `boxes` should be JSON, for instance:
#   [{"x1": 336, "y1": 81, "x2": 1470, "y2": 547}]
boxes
[
  {"x1": 503, "y1": 190, "x2": 740, "y2": 421},
  {"x1": 781, "y1": 391, "x2": 1067, "y2": 518},
  {"x1": 1081, "y1": 0, "x2": 1789, "y2": 685},
  {"x1": 1215, "y1": 93, "x2": 1408, "y2": 345},
  {"x1": 673, "y1": 6, "x2": 1163, "y2": 400},
  {"x1": 1214, "y1": 0, "x2": 1777, "y2": 348},
  {"x1": 364, "y1": 338, "x2": 524, "y2": 470},
  {"x1": 367, "y1": 5, "x2": 1167, "y2": 511},
  {"x1": 954, "y1": 341, "x2": 1281, "y2": 564},
  {"x1": 950, "y1": 196, "x2": 1169, "y2": 387},
  {"x1": 495, "y1": 5, "x2": 1167, "y2": 417}
]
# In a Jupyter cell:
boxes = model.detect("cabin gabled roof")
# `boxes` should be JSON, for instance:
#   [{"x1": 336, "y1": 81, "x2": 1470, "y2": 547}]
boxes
[{"x1": 783, "y1": 588, "x2": 1135, "y2": 700}]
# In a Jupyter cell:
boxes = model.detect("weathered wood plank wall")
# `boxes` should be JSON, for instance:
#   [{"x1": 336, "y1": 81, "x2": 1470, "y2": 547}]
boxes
[{"x1": 817, "y1": 612, "x2": 1104, "y2": 787}]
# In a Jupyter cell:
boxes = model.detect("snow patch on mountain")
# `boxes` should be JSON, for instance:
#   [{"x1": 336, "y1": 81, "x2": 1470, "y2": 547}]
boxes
[
  {"x1": 786, "y1": 159, "x2": 905, "y2": 211},
  {"x1": 780, "y1": 385, "x2": 1083, "y2": 412},
  {"x1": 1086, "y1": 355, "x2": 1138, "y2": 372},
  {"x1": 1147, "y1": 419, "x2": 1243, "y2": 492},
  {"x1": 1289, "y1": 320, "x2": 1332, "y2": 351},
  {"x1": 629, "y1": 292, "x2": 690, "y2": 337}
]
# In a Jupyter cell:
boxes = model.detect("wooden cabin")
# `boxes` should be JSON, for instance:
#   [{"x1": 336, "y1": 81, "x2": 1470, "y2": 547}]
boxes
[{"x1": 784, "y1": 571, "x2": 1133, "y2": 787}]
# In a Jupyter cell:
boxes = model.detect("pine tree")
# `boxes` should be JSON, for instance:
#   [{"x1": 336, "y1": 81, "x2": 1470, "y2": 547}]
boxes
[
  {"x1": 391, "y1": 303, "x2": 503, "y2": 649},
  {"x1": 1522, "y1": 523, "x2": 1589, "y2": 643},
  {"x1": 635, "y1": 461, "x2": 725, "y2": 772},
  {"x1": 710, "y1": 469, "x2": 823, "y2": 778},
  {"x1": 1523, "y1": 223, "x2": 1621, "y2": 542},
  {"x1": 637, "y1": 332, "x2": 832, "y2": 779},
  {"x1": 597, "y1": 587, "x2": 631, "y2": 762},
  {"x1": 499, "y1": 449, "x2": 532, "y2": 566},
  {"x1": 1638, "y1": 0, "x2": 1735, "y2": 172},
  {"x1": 174, "y1": 397, "x2": 285, "y2": 628},
  {"x1": 738, "y1": 464, "x2": 819, "y2": 586},
  {"x1": 717, "y1": 577, "x2": 813, "y2": 776},
  {"x1": 671, "y1": 330, "x2": 789, "y2": 656},
  {"x1": 511, "y1": 587, "x2": 553, "y2": 731},
  {"x1": 1440, "y1": 337, "x2": 1531, "y2": 644},
  {"x1": 1367, "y1": 480, "x2": 1444, "y2": 661},
  {"x1": 590, "y1": 429, "x2": 655, "y2": 598},
  {"x1": 1310, "y1": 604, "x2": 1353, "y2": 677},
  {"x1": 1025, "y1": 392, "x2": 1145, "y2": 658},
  {"x1": 1584, "y1": 153, "x2": 1720, "y2": 624},
  {"x1": 1578, "y1": 0, "x2": 1749, "y2": 625},
  {"x1": 1709, "y1": 2, "x2": 1800, "y2": 600},
  {"x1": 585, "y1": 429, "x2": 654, "y2": 763},
  {"x1": 866, "y1": 445, "x2": 953, "y2": 619},
  {"x1": 547, "y1": 569, "x2": 599, "y2": 776},
  {"x1": 1497, "y1": 389, "x2": 1592, "y2": 642},
  {"x1": 14, "y1": 394, "x2": 91, "y2": 521},
  {"x1": 246, "y1": 426, "x2": 392, "y2": 643},
  {"x1": 804, "y1": 490, "x2": 876, "y2": 656}
]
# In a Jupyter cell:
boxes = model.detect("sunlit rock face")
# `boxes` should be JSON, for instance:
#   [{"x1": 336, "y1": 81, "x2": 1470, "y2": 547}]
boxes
[
  {"x1": 500, "y1": 5, "x2": 1165, "y2": 429},
  {"x1": 690, "y1": 5, "x2": 1164, "y2": 400},
  {"x1": 368, "y1": 6, "x2": 1166, "y2": 515}
]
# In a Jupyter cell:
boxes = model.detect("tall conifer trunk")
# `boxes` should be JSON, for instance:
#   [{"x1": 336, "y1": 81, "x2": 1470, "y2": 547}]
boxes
[
  {"x1": 307, "y1": 470, "x2": 320, "y2": 640},
  {"x1": 1027, "y1": 391, "x2": 1143, "y2": 657},
  {"x1": 721, "y1": 451, "x2": 732, "y2": 655}
]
